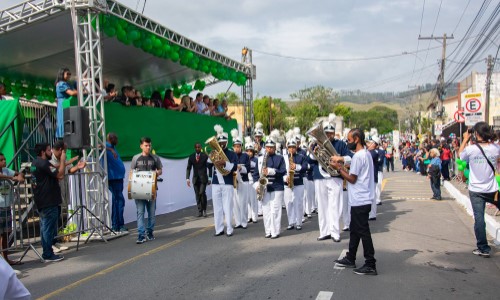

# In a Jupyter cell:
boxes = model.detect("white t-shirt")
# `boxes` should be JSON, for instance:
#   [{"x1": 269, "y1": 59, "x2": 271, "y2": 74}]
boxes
[
  {"x1": 0, "y1": 168, "x2": 15, "y2": 208},
  {"x1": 348, "y1": 149, "x2": 375, "y2": 207},
  {"x1": 0, "y1": 258, "x2": 31, "y2": 300},
  {"x1": 460, "y1": 143, "x2": 500, "y2": 193}
]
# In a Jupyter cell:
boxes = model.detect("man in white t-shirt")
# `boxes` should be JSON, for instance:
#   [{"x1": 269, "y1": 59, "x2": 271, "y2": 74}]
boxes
[
  {"x1": 330, "y1": 129, "x2": 377, "y2": 275},
  {"x1": 0, "y1": 257, "x2": 31, "y2": 300},
  {"x1": 459, "y1": 122, "x2": 500, "y2": 258}
]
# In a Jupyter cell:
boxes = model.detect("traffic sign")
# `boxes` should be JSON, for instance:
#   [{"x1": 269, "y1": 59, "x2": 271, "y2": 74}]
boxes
[
  {"x1": 454, "y1": 110, "x2": 465, "y2": 123},
  {"x1": 463, "y1": 92, "x2": 484, "y2": 126}
]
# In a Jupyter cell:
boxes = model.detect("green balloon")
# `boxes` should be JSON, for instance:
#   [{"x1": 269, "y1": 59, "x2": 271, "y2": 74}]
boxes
[
  {"x1": 133, "y1": 39, "x2": 142, "y2": 48},
  {"x1": 128, "y1": 30, "x2": 140, "y2": 41},
  {"x1": 162, "y1": 43, "x2": 171, "y2": 52},
  {"x1": 464, "y1": 169, "x2": 470, "y2": 179},
  {"x1": 142, "y1": 38, "x2": 153, "y2": 51},
  {"x1": 170, "y1": 51, "x2": 180, "y2": 62},
  {"x1": 153, "y1": 38, "x2": 162, "y2": 49},
  {"x1": 104, "y1": 26, "x2": 116, "y2": 37}
]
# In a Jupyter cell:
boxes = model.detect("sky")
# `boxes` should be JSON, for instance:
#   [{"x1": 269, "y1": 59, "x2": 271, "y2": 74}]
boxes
[{"x1": 1, "y1": 0, "x2": 498, "y2": 100}]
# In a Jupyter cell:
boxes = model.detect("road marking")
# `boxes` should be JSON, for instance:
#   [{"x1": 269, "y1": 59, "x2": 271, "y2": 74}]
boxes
[
  {"x1": 333, "y1": 249, "x2": 348, "y2": 270},
  {"x1": 381, "y1": 178, "x2": 388, "y2": 191},
  {"x1": 37, "y1": 225, "x2": 214, "y2": 300},
  {"x1": 316, "y1": 291, "x2": 334, "y2": 300}
]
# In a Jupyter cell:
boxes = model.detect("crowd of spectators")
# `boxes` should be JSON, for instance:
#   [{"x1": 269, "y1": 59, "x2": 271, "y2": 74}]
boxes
[{"x1": 103, "y1": 83, "x2": 235, "y2": 120}]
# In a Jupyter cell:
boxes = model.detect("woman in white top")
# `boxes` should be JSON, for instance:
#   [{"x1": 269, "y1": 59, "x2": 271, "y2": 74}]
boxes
[{"x1": 459, "y1": 122, "x2": 500, "y2": 258}]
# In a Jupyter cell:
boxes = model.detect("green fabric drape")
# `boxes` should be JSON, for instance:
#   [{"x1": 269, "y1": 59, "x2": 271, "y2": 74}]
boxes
[
  {"x1": 104, "y1": 103, "x2": 238, "y2": 161},
  {"x1": 0, "y1": 100, "x2": 25, "y2": 164}
]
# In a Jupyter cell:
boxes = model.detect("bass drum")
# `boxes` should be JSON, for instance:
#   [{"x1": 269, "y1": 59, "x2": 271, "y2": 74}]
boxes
[{"x1": 127, "y1": 170, "x2": 157, "y2": 200}]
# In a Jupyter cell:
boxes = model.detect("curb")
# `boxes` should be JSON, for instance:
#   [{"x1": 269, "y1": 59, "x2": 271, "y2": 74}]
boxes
[{"x1": 444, "y1": 181, "x2": 500, "y2": 246}]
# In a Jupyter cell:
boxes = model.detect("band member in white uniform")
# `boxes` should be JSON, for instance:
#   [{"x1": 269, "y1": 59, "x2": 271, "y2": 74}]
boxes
[
  {"x1": 208, "y1": 125, "x2": 238, "y2": 237},
  {"x1": 252, "y1": 131, "x2": 286, "y2": 239},
  {"x1": 304, "y1": 142, "x2": 317, "y2": 219},
  {"x1": 284, "y1": 139, "x2": 307, "y2": 230},
  {"x1": 231, "y1": 130, "x2": 251, "y2": 229},
  {"x1": 245, "y1": 137, "x2": 259, "y2": 223},
  {"x1": 312, "y1": 120, "x2": 353, "y2": 242},
  {"x1": 254, "y1": 123, "x2": 265, "y2": 215}
]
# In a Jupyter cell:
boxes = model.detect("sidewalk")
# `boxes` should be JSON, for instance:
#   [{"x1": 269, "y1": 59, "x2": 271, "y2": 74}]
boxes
[{"x1": 444, "y1": 179, "x2": 500, "y2": 245}]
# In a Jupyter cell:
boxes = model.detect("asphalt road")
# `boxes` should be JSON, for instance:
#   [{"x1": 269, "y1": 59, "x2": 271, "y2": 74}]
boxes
[{"x1": 15, "y1": 168, "x2": 500, "y2": 300}]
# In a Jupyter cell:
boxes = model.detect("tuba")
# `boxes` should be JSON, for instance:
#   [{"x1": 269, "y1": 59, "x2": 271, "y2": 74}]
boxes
[
  {"x1": 205, "y1": 136, "x2": 231, "y2": 176},
  {"x1": 288, "y1": 152, "x2": 295, "y2": 189},
  {"x1": 306, "y1": 121, "x2": 341, "y2": 177},
  {"x1": 256, "y1": 151, "x2": 269, "y2": 201}
]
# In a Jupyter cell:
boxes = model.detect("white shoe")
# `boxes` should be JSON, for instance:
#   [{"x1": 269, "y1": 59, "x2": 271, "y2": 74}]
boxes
[
  {"x1": 52, "y1": 245, "x2": 61, "y2": 253},
  {"x1": 55, "y1": 243, "x2": 69, "y2": 251}
]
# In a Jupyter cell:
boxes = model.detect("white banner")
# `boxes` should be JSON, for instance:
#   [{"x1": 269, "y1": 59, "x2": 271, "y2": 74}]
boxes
[{"x1": 118, "y1": 157, "x2": 211, "y2": 225}]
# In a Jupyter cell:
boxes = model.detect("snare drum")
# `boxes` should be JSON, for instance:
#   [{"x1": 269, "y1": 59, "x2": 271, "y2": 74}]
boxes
[{"x1": 127, "y1": 170, "x2": 157, "y2": 200}]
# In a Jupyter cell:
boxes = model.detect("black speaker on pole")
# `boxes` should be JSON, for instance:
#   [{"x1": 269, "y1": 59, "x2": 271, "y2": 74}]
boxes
[{"x1": 63, "y1": 107, "x2": 90, "y2": 149}]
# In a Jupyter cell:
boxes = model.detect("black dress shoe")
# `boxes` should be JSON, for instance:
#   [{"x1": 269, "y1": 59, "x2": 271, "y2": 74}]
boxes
[
  {"x1": 242, "y1": 226, "x2": 247, "y2": 229},
  {"x1": 271, "y1": 235, "x2": 280, "y2": 239},
  {"x1": 235, "y1": 225, "x2": 243, "y2": 229},
  {"x1": 214, "y1": 231, "x2": 224, "y2": 237},
  {"x1": 253, "y1": 220, "x2": 258, "y2": 224},
  {"x1": 317, "y1": 235, "x2": 331, "y2": 241},
  {"x1": 286, "y1": 225, "x2": 295, "y2": 230},
  {"x1": 368, "y1": 217, "x2": 376, "y2": 221},
  {"x1": 226, "y1": 233, "x2": 233, "y2": 237},
  {"x1": 332, "y1": 237, "x2": 341, "y2": 243},
  {"x1": 265, "y1": 234, "x2": 271, "y2": 238}
]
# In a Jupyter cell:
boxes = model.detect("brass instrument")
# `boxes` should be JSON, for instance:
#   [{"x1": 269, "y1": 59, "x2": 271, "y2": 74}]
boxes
[
  {"x1": 256, "y1": 151, "x2": 269, "y2": 201},
  {"x1": 288, "y1": 152, "x2": 295, "y2": 189},
  {"x1": 233, "y1": 170, "x2": 238, "y2": 189},
  {"x1": 306, "y1": 121, "x2": 341, "y2": 177},
  {"x1": 205, "y1": 136, "x2": 231, "y2": 176}
]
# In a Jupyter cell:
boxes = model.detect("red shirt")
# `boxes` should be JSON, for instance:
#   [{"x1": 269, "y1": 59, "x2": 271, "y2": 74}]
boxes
[
  {"x1": 163, "y1": 98, "x2": 178, "y2": 109},
  {"x1": 441, "y1": 148, "x2": 451, "y2": 160}
]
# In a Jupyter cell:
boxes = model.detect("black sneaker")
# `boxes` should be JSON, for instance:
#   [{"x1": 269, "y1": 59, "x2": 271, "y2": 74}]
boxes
[
  {"x1": 472, "y1": 249, "x2": 490, "y2": 258},
  {"x1": 44, "y1": 254, "x2": 64, "y2": 263},
  {"x1": 147, "y1": 233, "x2": 155, "y2": 241},
  {"x1": 334, "y1": 257, "x2": 356, "y2": 268},
  {"x1": 353, "y1": 264, "x2": 378, "y2": 275},
  {"x1": 136, "y1": 236, "x2": 146, "y2": 244}
]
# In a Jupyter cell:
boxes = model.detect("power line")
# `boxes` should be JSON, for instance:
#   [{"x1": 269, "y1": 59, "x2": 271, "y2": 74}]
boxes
[
  {"x1": 409, "y1": 0, "x2": 427, "y2": 86},
  {"x1": 452, "y1": 0, "x2": 472, "y2": 35}
]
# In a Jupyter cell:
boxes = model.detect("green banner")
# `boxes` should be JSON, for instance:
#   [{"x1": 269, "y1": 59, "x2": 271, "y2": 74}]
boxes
[
  {"x1": 104, "y1": 103, "x2": 238, "y2": 161},
  {"x1": 0, "y1": 100, "x2": 25, "y2": 165}
]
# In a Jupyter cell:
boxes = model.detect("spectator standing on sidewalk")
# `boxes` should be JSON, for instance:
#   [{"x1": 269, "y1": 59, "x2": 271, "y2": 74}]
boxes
[
  {"x1": 440, "y1": 143, "x2": 451, "y2": 181},
  {"x1": 459, "y1": 122, "x2": 500, "y2": 258},
  {"x1": 427, "y1": 148, "x2": 442, "y2": 200}
]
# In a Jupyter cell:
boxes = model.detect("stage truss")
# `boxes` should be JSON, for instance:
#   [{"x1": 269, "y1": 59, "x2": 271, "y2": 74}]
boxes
[{"x1": 0, "y1": 0, "x2": 255, "y2": 231}]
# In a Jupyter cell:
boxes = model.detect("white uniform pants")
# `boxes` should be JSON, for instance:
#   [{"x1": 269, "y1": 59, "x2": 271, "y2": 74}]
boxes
[
  {"x1": 262, "y1": 191, "x2": 283, "y2": 237},
  {"x1": 212, "y1": 184, "x2": 234, "y2": 235},
  {"x1": 233, "y1": 182, "x2": 249, "y2": 227},
  {"x1": 247, "y1": 179, "x2": 258, "y2": 221},
  {"x1": 258, "y1": 199, "x2": 263, "y2": 216},
  {"x1": 315, "y1": 178, "x2": 343, "y2": 239},
  {"x1": 284, "y1": 185, "x2": 305, "y2": 226},
  {"x1": 342, "y1": 189, "x2": 350, "y2": 229},
  {"x1": 370, "y1": 171, "x2": 383, "y2": 219},
  {"x1": 303, "y1": 179, "x2": 315, "y2": 215}
]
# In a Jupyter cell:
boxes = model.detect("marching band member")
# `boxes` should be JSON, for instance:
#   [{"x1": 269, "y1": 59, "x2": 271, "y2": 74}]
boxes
[
  {"x1": 254, "y1": 122, "x2": 265, "y2": 156},
  {"x1": 252, "y1": 130, "x2": 286, "y2": 239},
  {"x1": 283, "y1": 139, "x2": 307, "y2": 230},
  {"x1": 231, "y1": 129, "x2": 251, "y2": 229},
  {"x1": 367, "y1": 136, "x2": 381, "y2": 220},
  {"x1": 208, "y1": 125, "x2": 238, "y2": 237},
  {"x1": 304, "y1": 142, "x2": 317, "y2": 219},
  {"x1": 312, "y1": 115, "x2": 353, "y2": 242},
  {"x1": 245, "y1": 137, "x2": 259, "y2": 223}
]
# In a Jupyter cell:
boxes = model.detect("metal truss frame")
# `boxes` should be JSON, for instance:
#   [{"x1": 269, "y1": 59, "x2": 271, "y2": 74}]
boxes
[
  {"x1": 0, "y1": 0, "x2": 64, "y2": 33},
  {"x1": 241, "y1": 48, "x2": 255, "y2": 136},
  {"x1": 70, "y1": 1, "x2": 110, "y2": 232}
]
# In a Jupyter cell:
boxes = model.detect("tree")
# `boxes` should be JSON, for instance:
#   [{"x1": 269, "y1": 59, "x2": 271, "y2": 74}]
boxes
[
  {"x1": 253, "y1": 96, "x2": 291, "y2": 133},
  {"x1": 333, "y1": 104, "x2": 353, "y2": 123},
  {"x1": 290, "y1": 85, "x2": 337, "y2": 116},
  {"x1": 349, "y1": 106, "x2": 398, "y2": 134},
  {"x1": 215, "y1": 91, "x2": 240, "y2": 105}
]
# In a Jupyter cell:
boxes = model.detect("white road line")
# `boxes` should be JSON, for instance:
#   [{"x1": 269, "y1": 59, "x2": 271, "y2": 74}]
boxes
[
  {"x1": 333, "y1": 249, "x2": 348, "y2": 270},
  {"x1": 316, "y1": 291, "x2": 334, "y2": 300}
]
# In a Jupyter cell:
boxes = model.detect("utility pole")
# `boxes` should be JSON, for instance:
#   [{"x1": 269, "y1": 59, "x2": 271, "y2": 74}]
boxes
[
  {"x1": 485, "y1": 55, "x2": 493, "y2": 123},
  {"x1": 419, "y1": 34, "x2": 454, "y2": 126}
]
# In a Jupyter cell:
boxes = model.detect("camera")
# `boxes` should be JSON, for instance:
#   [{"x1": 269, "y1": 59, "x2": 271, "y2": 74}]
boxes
[{"x1": 467, "y1": 128, "x2": 474, "y2": 134}]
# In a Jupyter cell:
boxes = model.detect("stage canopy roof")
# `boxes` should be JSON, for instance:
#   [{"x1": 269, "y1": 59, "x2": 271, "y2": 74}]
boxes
[{"x1": 0, "y1": 0, "x2": 253, "y2": 99}]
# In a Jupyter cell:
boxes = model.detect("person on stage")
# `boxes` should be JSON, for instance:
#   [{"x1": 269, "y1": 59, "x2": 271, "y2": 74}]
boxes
[
  {"x1": 106, "y1": 133, "x2": 128, "y2": 232},
  {"x1": 130, "y1": 137, "x2": 163, "y2": 244},
  {"x1": 55, "y1": 68, "x2": 77, "y2": 139},
  {"x1": 252, "y1": 130, "x2": 286, "y2": 239},
  {"x1": 208, "y1": 125, "x2": 238, "y2": 237},
  {"x1": 186, "y1": 142, "x2": 211, "y2": 217},
  {"x1": 283, "y1": 139, "x2": 307, "y2": 230},
  {"x1": 245, "y1": 137, "x2": 259, "y2": 223},
  {"x1": 231, "y1": 130, "x2": 251, "y2": 229},
  {"x1": 333, "y1": 129, "x2": 378, "y2": 275},
  {"x1": 312, "y1": 115, "x2": 353, "y2": 242}
]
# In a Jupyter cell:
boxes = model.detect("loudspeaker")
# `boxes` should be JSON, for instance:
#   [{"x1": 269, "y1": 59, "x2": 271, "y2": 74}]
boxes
[{"x1": 63, "y1": 107, "x2": 90, "y2": 149}]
